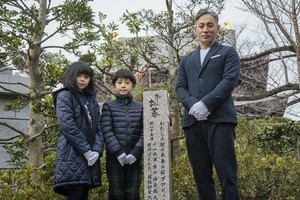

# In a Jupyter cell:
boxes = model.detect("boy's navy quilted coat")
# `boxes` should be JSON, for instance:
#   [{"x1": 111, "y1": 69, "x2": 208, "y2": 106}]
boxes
[
  {"x1": 52, "y1": 87, "x2": 103, "y2": 195},
  {"x1": 101, "y1": 95, "x2": 143, "y2": 159}
]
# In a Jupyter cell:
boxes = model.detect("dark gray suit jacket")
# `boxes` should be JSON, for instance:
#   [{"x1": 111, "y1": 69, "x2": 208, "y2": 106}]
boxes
[{"x1": 176, "y1": 41, "x2": 240, "y2": 128}]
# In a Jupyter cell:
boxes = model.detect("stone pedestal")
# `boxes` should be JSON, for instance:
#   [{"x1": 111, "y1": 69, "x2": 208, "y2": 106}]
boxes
[{"x1": 143, "y1": 90, "x2": 171, "y2": 200}]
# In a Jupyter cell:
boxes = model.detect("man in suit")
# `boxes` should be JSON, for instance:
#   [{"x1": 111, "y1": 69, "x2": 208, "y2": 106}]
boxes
[{"x1": 176, "y1": 9, "x2": 240, "y2": 200}]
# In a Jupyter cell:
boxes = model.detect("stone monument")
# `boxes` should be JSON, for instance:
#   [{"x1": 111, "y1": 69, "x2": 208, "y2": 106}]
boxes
[{"x1": 143, "y1": 90, "x2": 172, "y2": 200}]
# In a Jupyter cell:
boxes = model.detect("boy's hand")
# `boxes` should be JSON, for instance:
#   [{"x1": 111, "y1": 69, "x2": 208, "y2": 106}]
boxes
[
  {"x1": 126, "y1": 154, "x2": 137, "y2": 165},
  {"x1": 117, "y1": 153, "x2": 127, "y2": 166}
]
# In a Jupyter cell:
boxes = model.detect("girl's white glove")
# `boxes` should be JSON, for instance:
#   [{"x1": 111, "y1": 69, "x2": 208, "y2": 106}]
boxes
[{"x1": 84, "y1": 150, "x2": 99, "y2": 166}]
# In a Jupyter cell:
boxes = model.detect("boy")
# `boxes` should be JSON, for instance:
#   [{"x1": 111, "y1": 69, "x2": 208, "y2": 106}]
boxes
[{"x1": 101, "y1": 69, "x2": 143, "y2": 200}]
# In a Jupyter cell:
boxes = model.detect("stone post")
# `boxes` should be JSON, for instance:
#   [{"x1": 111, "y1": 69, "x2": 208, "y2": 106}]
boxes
[{"x1": 143, "y1": 90, "x2": 172, "y2": 200}]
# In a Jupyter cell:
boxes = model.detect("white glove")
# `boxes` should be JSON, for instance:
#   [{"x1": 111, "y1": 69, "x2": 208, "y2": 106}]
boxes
[
  {"x1": 88, "y1": 151, "x2": 99, "y2": 166},
  {"x1": 196, "y1": 115, "x2": 208, "y2": 121},
  {"x1": 83, "y1": 150, "x2": 93, "y2": 161},
  {"x1": 126, "y1": 154, "x2": 137, "y2": 165},
  {"x1": 117, "y1": 153, "x2": 127, "y2": 166},
  {"x1": 189, "y1": 101, "x2": 210, "y2": 120}
]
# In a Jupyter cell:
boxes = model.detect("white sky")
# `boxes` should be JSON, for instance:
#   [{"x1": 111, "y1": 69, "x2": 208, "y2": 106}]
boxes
[
  {"x1": 44, "y1": 0, "x2": 260, "y2": 54},
  {"x1": 45, "y1": 0, "x2": 258, "y2": 59},
  {"x1": 86, "y1": 0, "x2": 256, "y2": 37},
  {"x1": 42, "y1": 0, "x2": 260, "y2": 46}
]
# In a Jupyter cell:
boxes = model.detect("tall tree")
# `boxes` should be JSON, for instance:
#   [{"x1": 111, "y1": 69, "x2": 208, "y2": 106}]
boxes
[
  {"x1": 233, "y1": 0, "x2": 300, "y2": 118},
  {"x1": 0, "y1": 0, "x2": 100, "y2": 173}
]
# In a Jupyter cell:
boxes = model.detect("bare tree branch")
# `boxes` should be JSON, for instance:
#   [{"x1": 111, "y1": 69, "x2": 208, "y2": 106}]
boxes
[
  {"x1": 0, "y1": 85, "x2": 30, "y2": 97},
  {"x1": 28, "y1": 123, "x2": 57, "y2": 142},
  {"x1": 0, "y1": 121, "x2": 28, "y2": 137},
  {"x1": 0, "y1": 81, "x2": 30, "y2": 89},
  {"x1": 0, "y1": 134, "x2": 21, "y2": 142},
  {"x1": 234, "y1": 83, "x2": 298, "y2": 101},
  {"x1": 241, "y1": 45, "x2": 295, "y2": 62}
]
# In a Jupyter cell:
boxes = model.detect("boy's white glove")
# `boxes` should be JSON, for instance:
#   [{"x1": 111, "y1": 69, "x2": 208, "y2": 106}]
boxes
[
  {"x1": 88, "y1": 152, "x2": 99, "y2": 166},
  {"x1": 117, "y1": 153, "x2": 127, "y2": 166},
  {"x1": 126, "y1": 154, "x2": 137, "y2": 165}
]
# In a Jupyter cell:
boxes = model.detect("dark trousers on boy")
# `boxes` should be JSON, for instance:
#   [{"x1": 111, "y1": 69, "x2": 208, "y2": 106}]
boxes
[{"x1": 106, "y1": 153, "x2": 142, "y2": 200}]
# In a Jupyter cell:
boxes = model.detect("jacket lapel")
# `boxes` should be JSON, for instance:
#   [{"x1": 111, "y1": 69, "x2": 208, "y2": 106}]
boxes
[
  {"x1": 198, "y1": 42, "x2": 222, "y2": 76},
  {"x1": 192, "y1": 47, "x2": 201, "y2": 72}
]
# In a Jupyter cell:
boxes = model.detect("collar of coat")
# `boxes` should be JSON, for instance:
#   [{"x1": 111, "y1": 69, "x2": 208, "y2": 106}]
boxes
[{"x1": 115, "y1": 94, "x2": 133, "y2": 104}]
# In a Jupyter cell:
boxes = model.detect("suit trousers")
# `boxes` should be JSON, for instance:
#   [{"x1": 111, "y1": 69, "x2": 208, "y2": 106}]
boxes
[{"x1": 184, "y1": 121, "x2": 240, "y2": 200}]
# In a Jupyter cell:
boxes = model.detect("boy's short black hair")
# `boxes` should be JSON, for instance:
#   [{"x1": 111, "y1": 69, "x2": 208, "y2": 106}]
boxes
[
  {"x1": 194, "y1": 9, "x2": 219, "y2": 24},
  {"x1": 63, "y1": 61, "x2": 95, "y2": 95},
  {"x1": 112, "y1": 69, "x2": 136, "y2": 85}
]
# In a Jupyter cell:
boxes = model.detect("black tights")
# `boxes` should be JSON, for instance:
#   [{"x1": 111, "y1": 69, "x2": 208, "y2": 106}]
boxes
[{"x1": 66, "y1": 188, "x2": 89, "y2": 200}]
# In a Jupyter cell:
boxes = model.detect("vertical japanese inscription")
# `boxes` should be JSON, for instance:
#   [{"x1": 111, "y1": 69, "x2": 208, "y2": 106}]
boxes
[{"x1": 143, "y1": 90, "x2": 171, "y2": 200}]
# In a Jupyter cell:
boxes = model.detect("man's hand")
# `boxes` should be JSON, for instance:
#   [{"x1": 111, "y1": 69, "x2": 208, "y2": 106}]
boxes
[{"x1": 189, "y1": 101, "x2": 210, "y2": 120}]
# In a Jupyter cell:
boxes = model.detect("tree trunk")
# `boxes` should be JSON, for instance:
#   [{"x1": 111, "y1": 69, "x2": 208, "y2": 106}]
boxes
[
  {"x1": 164, "y1": 0, "x2": 182, "y2": 159},
  {"x1": 27, "y1": 114, "x2": 44, "y2": 168},
  {"x1": 297, "y1": 47, "x2": 300, "y2": 93},
  {"x1": 25, "y1": 0, "x2": 47, "y2": 182},
  {"x1": 167, "y1": 49, "x2": 182, "y2": 158},
  {"x1": 170, "y1": 102, "x2": 181, "y2": 158}
]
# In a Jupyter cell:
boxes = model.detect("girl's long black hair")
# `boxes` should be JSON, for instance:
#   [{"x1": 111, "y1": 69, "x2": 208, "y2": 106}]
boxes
[{"x1": 63, "y1": 61, "x2": 95, "y2": 96}]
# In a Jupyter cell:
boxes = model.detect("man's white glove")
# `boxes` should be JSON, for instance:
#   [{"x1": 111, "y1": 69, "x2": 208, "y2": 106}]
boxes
[
  {"x1": 117, "y1": 153, "x2": 127, "y2": 166},
  {"x1": 126, "y1": 154, "x2": 137, "y2": 165},
  {"x1": 87, "y1": 152, "x2": 99, "y2": 166},
  {"x1": 196, "y1": 115, "x2": 208, "y2": 121},
  {"x1": 189, "y1": 101, "x2": 210, "y2": 120}
]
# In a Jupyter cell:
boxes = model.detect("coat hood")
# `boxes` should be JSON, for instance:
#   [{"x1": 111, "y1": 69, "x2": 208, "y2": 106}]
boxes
[{"x1": 52, "y1": 87, "x2": 70, "y2": 108}]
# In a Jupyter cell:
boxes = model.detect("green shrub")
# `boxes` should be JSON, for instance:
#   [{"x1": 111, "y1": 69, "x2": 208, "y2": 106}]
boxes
[
  {"x1": 3, "y1": 138, "x2": 28, "y2": 168},
  {"x1": 171, "y1": 144, "x2": 198, "y2": 200},
  {"x1": 235, "y1": 117, "x2": 300, "y2": 199},
  {"x1": 0, "y1": 164, "x2": 63, "y2": 200},
  {"x1": 235, "y1": 117, "x2": 265, "y2": 153},
  {"x1": 0, "y1": 152, "x2": 109, "y2": 200},
  {"x1": 237, "y1": 151, "x2": 300, "y2": 199},
  {"x1": 1, "y1": 117, "x2": 300, "y2": 199},
  {"x1": 256, "y1": 120, "x2": 300, "y2": 157}
]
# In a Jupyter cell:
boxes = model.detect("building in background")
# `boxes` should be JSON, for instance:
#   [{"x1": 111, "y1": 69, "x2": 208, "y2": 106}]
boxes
[{"x1": 0, "y1": 67, "x2": 29, "y2": 169}]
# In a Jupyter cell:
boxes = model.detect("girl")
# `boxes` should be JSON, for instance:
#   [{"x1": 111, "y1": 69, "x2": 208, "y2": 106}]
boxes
[{"x1": 53, "y1": 61, "x2": 103, "y2": 200}]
